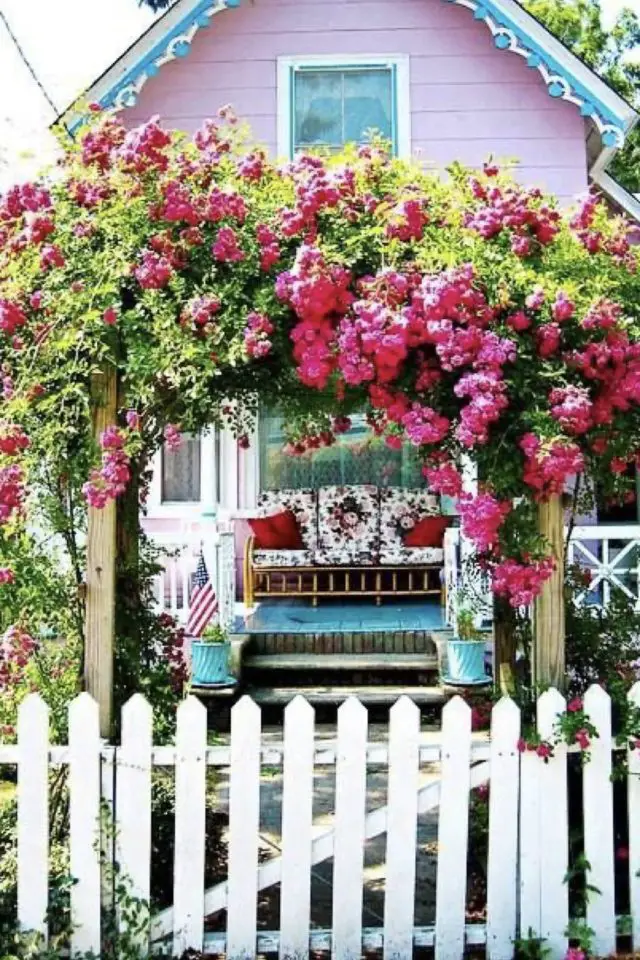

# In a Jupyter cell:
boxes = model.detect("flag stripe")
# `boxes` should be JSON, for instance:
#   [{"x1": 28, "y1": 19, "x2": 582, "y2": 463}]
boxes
[
  {"x1": 188, "y1": 590, "x2": 217, "y2": 636},
  {"x1": 186, "y1": 553, "x2": 218, "y2": 637}
]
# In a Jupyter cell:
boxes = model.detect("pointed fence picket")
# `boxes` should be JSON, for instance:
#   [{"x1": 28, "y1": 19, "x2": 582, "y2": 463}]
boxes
[
  {"x1": 116, "y1": 694, "x2": 153, "y2": 947},
  {"x1": 383, "y1": 696, "x2": 420, "y2": 960},
  {"x1": 486, "y1": 697, "x2": 520, "y2": 960},
  {"x1": 173, "y1": 696, "x2": 207, "y2": 956},
  {"x1": 227, "y1": 695, "x2": 262, "y2": 960},
  {"x1": 583, "y1": 685, "x2": 615, "y2": 956},
  {"x1": 537, "y1": 689, "x2": 569, "y2": 956},
  {"x1": 17, "y1": 695, "x2": 49, "y2": 942},
  {"x1": 5, "y1": 684, "x2": 640, "y2": 960},
  {"x1": 332, "y1": 697, "x2": 368, "y2": 960},
  {"x1": 628, "y1": 682, "x2": 640, "y2": 952},
  {"x1": 435, "y1": 696, "x2": 472, "y2": 960},
  {"x1": 279, "y1": 695, "x2": 315, "y2": 960},
  {"x1": 69, "y1": 693, "x2": 102, "y2": 956}
]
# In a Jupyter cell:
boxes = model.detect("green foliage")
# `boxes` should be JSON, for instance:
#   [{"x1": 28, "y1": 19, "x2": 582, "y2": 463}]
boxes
[
  {"x1": 200, "y1": 623, "x2": 228, "y2": 644},
  {"x1": 514, "y1": 929, "x2": 551, "y2": 960}
]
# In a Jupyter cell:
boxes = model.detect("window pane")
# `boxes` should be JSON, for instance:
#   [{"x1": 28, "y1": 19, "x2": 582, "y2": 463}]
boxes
[
  {"x1": 293, "y1": 67, "x2": 393, "y2": 152},
  {"x1": 162, "y1": 434, "x2": 201, "y2": 502},
  {"x1": 343, "y1": 69, "x2": 392, "y2": 143},
  {"x1": 294, "y1": 70, "x2": 342, "y2": 149},
  {"x1": 259, "y1": 411, "x2": 423, "y2": 491}
]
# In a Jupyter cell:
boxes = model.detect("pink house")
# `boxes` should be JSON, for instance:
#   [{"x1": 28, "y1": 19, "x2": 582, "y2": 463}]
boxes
[{"x1": 64, "y1": 0, "x2": 640, "y2": 631}]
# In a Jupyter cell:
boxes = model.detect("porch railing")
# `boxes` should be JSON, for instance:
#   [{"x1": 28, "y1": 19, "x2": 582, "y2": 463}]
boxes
[
  {"x1": 148, "y1": 525, "x2": 236, "y2": 630},
  {"x1": 445, "y1": 523, "x2": 640, "y2": 623}
]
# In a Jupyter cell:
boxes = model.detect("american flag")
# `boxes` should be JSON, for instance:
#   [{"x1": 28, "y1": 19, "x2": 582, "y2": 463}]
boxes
[{"x1": 186, "y1": 552, "x2": 218, "y2": 637}]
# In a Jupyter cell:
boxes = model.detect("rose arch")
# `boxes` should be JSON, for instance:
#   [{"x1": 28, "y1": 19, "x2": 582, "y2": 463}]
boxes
[{"x1": 1, "y1": 107, "x2": 640, "y2": 732}]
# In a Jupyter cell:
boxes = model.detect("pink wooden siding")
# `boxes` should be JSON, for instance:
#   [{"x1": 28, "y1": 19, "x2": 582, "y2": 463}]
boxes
[{"x1": 125, "y1": 0, "x2": 588, "y2": 203}]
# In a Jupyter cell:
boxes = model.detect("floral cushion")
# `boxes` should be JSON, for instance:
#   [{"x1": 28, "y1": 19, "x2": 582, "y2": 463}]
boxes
[
  {"x1": 379, "y1": 546, "x2": 444, "y2": 566},
  {"x1": 317, "y1": 485, "x2": 379, "y2": 559},
  {"x1": 253, "y1": 549, "x2": 313, "y2": 568},
  {"x1": 313, "y1": 547, "x2": 376, "y2": 566},
  {"x1": 257, "y1": 488, "x2": 318, "y2": 552},
  {"x1": 379, "y1": 487, "x2": 440, "y2": 554}
]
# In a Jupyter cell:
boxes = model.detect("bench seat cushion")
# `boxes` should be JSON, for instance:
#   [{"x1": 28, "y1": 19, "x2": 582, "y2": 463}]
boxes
[
  {"x1": 313, "y1": 547, "x2": 377, "y2": 566},
  {"x1": 379, "y1": 546, "x2": 444, "y2": 566},
  {"x1": 253, "y1": 549, "x2": 313, "y2": 568}
]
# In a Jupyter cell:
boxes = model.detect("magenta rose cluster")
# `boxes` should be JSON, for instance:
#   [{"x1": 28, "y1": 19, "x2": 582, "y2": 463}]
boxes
[{"x1": 82, "y1": 425, "x2": 132, "y2": 509}]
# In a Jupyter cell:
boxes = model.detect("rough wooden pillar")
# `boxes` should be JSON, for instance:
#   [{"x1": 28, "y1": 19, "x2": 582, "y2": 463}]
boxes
[
  {"x1": 533, "y1": 495, "x2": 565, "y2": 690},
  {"x1": 494, "y1": 597, "x2": 517, "y2": 696},
  {"x1": 85, "y1": 367, "x2": 118, "y2": 737}
]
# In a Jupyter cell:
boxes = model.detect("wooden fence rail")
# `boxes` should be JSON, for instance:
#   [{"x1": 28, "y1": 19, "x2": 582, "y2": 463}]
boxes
[{"x1": 3, "y1": 684, "x2": 640, "y2": 959}]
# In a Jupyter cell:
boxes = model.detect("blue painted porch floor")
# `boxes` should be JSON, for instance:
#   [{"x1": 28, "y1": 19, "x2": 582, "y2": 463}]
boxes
[{"x1": 234, "y1": 599, "x2": 447, "y2": 635}]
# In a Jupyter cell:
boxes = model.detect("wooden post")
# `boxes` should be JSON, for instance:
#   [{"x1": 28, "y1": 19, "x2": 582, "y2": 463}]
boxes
[
  {"x1": 533, "y1": 495, "x2": 565, "y2": 690},
  {"x1": 493, "y1": 597, "x2": 517, "y2": 696},
  {"x1": 85, "y1": 368, "x2": 117, "y2": 738}
]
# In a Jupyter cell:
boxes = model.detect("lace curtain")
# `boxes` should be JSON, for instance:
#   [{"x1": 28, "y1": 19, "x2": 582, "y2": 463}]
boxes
[
  {"x1": 259, "y1": 412, "x2": 424, "y2": 491},
  {"x1": 293, "y1": 67, "x2": 393, "y2": 152},
  {"x1": 161, "y1": 434, "x2": 201, "y2": 502}
]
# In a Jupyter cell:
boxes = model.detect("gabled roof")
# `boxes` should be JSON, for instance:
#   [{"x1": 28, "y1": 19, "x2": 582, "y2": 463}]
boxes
[{"x1": 63, "y1": 0, "x2": 637, "y2": 149}]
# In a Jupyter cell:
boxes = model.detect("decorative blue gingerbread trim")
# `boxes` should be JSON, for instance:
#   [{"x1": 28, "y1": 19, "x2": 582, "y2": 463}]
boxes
[
  {"x1": 442, "y1": 0, "x2": 629, "y2": 147},
  {"x1": 70, "y1": 0, "x2": 634, "y2": 147},
  {"x1": 69, "y1": 0, "x2": 238, "y2": 131}
]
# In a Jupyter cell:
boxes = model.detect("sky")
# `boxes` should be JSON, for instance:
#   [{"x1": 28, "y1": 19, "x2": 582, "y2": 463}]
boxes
[{"x1": 0, "y1": 0, "x2": 639, "y2": 187}]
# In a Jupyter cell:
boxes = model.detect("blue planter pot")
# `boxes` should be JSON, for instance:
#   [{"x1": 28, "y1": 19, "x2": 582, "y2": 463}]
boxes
[
  {"x1": 447, "y1": 639, "x2": 486, "y2": 684},
  {"x1": 191, "y1": 641, "x2": 231, "y2": 685}
]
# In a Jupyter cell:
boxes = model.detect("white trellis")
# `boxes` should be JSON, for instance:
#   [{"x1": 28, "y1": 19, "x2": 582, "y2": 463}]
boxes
[{"x1": 4, "y1": 685, "x2": 640, "y2": 959}]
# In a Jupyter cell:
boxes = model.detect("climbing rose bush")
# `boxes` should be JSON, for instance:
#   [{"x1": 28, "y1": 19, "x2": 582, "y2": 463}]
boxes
[{"x1": 0, "y1": 107, "x2": 639, "y2": 618}]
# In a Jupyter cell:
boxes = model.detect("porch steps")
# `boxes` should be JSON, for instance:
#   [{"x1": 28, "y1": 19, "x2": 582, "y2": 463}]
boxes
[
  {"x1": 248, "y1": 684, "x2": 446, "y2": 706},
  {"x1": 244, "y1": 652, "x2": 439, "y2": 671},
  {"x1": 246, "y1": 628, "x2": 449, "y2": 656},
  {"x1": 241, "y1": 630, "x2": 449, "y2": 712}
]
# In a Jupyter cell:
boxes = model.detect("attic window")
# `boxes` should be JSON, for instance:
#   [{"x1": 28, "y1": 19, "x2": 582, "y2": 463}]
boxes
[{"x1": 278, "y1": 55, "x2": 410, "y2": 160}]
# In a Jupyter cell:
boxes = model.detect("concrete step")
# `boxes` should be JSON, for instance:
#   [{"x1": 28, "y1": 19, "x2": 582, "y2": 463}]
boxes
[
  {"x1": 244, "y1": 653, "x2": 439, "y2": 671},
  {"x1": 248, "y1": 685, "x2": 446, "y2": 706}
]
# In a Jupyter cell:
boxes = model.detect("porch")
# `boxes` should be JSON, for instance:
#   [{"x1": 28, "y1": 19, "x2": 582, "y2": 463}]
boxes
[{"x1": 149, "y1": 520, "x2": 640, "y2": 706}]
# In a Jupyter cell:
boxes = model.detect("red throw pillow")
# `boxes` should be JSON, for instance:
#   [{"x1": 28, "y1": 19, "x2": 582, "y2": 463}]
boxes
[
  {"x1": 249, "y1": 510, "x2": 304, "y2": 550},
  {"x1": 403, "y1": 516, "x2": 448, "y2": 548}
]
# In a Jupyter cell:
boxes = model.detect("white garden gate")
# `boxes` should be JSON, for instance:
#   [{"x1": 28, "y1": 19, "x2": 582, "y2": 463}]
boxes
[{"x1": 4, "y1": 685, "x2": 640, "y2": 959}]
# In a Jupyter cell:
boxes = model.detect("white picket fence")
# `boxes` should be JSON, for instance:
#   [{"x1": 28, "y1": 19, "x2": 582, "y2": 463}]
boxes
[{"x1": 3, "y1": 685, "x2": 640, "y2": 959}]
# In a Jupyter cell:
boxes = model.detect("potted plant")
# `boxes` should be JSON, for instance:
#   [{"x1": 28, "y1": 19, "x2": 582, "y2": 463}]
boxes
[
  {"x1": 446, "y1": 607, "x2": 488, "y2": 685},
  {"x1": 191, "y1": 623, "x2": 232, "y2": 685}
]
